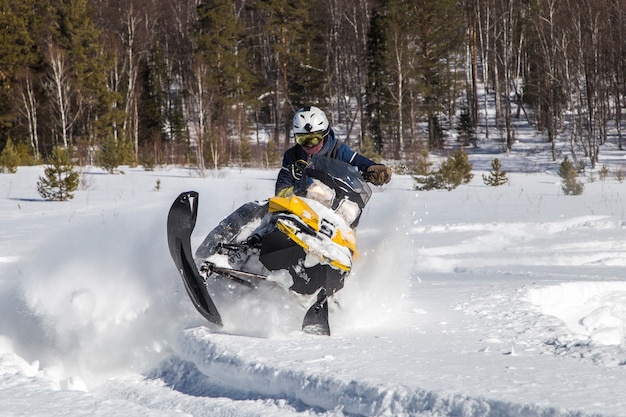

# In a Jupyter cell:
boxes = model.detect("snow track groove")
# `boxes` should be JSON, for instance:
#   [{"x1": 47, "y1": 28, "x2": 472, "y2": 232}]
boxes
[{"x1": 162, "y1": 328, "x2": 598, "y2": 417}]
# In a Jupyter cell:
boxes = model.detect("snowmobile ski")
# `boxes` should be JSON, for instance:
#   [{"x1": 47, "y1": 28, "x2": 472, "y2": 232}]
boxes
[
  {"x1": 302, "y1": 288, "x2": 330, "y2": 336},
  {"x1": 167, "y1": 191, "x2": 223, "y2": 326}
]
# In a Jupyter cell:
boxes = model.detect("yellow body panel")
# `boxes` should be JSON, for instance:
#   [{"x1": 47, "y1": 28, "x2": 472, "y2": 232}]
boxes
[
  {"x1": 269, "y1": 196, "x2": 319, "y2": 231},
  {"x1": 277, "y1": 220, "x2": 351, "y2": 271},
  {"x1": 332, "y1": 229, "x2": 357, "y2": 256},
  {"x1": 269, "y1": 195, "x2": 358, "y2": 271}
]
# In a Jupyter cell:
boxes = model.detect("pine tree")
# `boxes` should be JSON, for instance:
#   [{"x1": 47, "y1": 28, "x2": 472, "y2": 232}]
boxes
[
  {"x1": 195, "y1": 0, "x2": 255, "y2": 101},
  {"x1": 98, "y1": 134, "x2": 125, "y2": 173},
  {"x1": 239, "y1": 135, "x2": 251, "y2": 167},
  {"x1": 54, "y1": 0, "x2": 120, "y2": 148},
  {"x1": 414, "y1": 147, "x2": 433, "y2": 176},
  {"x1": 366, "y1": 0, "x2": 464, "y2": 153},
  {"x1": 0, "y1": 138, "x2": 20, "y2": 173},
  {"x1": 365, "y1": 5, "x2": 393, "y2": 154},
  {"x1": 0, "y1": 0, "x2": 36, "y2": 140},
  {"x1": 483, "y1": 158, "x2": 508, "y2": 186},
  {"x1": 264, "y1": 140, "x2": 280, "y2": 169},
  {"x1": 414, "y1": 149, "x2": 473, "y2": 191},
  {"x1": 457, "y1": 107, "x2": 477, "y2": 147},
  {"x1": 37, "y1": 147, "x2": 80, "y2": 201},
  {"x1": 439, "y1": 149, "x2": 474, "y2": 189},
  {"x1": 558, "y1": 156, "x2": 584, "y2": 195},
  {"x1": 254, "y1": 0, "x2": 323, "y2": 101},
  {"x1": 140, "y1": 46, "x2": 167, "y2": 141},
  {"x1": 193, "y1": 0, "x2": 257, "y2": 165}
]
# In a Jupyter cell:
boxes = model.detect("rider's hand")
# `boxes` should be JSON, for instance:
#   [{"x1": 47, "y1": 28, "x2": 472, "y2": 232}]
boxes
[{"x1": 366, "y1": 164, "x2": 392, "y2": 186}]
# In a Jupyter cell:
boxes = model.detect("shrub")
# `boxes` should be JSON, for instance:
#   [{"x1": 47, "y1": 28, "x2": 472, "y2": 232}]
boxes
[
  {"x1": 240, "y1": 136, "x2": 252, "y2": 167},
  {"x1": 414, "y1": 149, "x2": 474, "y2": 191},
  {"x1": 413, "y1": 147, "x2": 433, "y2": 176},
  {"x1": 264, "y1": 140, "x2": 281, "y2": 169},
  {"x1": 438, "y1": 149, "x2": 474, "y2": 188},
  {"x1": 558, "y1": 156, "x2": 584, "y2": 195},
  {"x1": 483, "y1": 158, "x2": 508, "y2": 186},
  {"x1": 98, "y1": 135, "x2": 125, "y2": 173},
  {"x1": 98, "y1": 136, "x2": 135, "y2": 173},
  {"x1": 456, "y1": 108, "x2": 476, "y2": 147},
  {"x1": 0, "y1": 139, "x2": 20, "y2": 173},
  {"x1": 37, "y1": 147, "x2": 80, "y2": 201}
]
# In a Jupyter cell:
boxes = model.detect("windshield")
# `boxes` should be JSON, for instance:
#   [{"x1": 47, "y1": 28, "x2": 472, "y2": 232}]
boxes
[{"x1": 305, "y1": 156, "x2": 372, "y2": 208}]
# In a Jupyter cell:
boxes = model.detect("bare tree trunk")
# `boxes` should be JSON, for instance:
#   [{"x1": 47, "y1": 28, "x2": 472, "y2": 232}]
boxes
[
  {"x1": 46, "y1": 45, "x2": 79, "y2": 149},
  {"x1": 190, "y1": 61, "x2": 210, "y2": 173},
  {"x1": 389, "y1": 30, "x2": 405, "y2": 151},
  {"x1": 466, "y1": 0, "x2": 479, "y2": 125},
  {"x1": 612, "y1": 0, "x2": 625, "y2": 150},
  {"x1": 18, "y1": 74, "x2": 40, "y2": 161},
  {"x1": 477, "y1": 0, "x2": 490, "y2": 140},
  {"x1": 531, "y1": 0, "x2": 561, "y2": 161},
  {"x1": 123, "y1": 6, "x2": 141, "y2": 160}
]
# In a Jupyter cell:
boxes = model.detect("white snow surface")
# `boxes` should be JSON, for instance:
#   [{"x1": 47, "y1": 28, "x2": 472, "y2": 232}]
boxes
[{"x1": 2, "y1": 150, "x2": 626, "y2": 416}]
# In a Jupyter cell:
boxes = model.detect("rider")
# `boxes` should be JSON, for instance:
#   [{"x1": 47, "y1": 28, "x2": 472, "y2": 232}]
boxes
[{"x1": 275, "y1": 106, "x2": 392, "y2": 197}]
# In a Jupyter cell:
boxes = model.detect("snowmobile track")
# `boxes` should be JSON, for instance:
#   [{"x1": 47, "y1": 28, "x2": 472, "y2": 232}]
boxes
[{"x1": 149, "y1": 328, "x2": 595, "y2": 417}]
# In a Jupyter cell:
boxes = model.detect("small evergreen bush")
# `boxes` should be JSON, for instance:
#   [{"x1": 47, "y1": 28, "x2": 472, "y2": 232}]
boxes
[
  {"x1": 483, "y1": 158, "x2": 508, "y2": 186},
  {"x1": 598, "y1": 164, "x2": 609, "y2": 181},
  {"x1": 414, "y1": 149, "x2": 474, "y2": 191},
  {"x1": 264, "y1": 140, "x2": 281, "y2": 169},
  {"x1": 240, "y1": 136, "x2": 252, "y2": 167},
  {"x1": 37, "y1": 147, "x2": 80, "y2": 201},
  {"x1": 438, "y1": 148, "x2": 474, "y2": 188},
  {"x1": 413, "y1": 147, "x2": 432, "y2": 176},
  {"x1": 558, "y1": 156, "x2": 584, "y2": 195},
  {"x1": 98, "y1": 135, "x2": 125, "y2": 173},
  {"x1": 98, "y1": 135, "x2": 133, "y2": 173},
  {"x1": 0, "y1": 139, "x2": 20, "y2": 173},
  {"x1": 456, "y1": 108, "x2": 476, "y2": 147}
]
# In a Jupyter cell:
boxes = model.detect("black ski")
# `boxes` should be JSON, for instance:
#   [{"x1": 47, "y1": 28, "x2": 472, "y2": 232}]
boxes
[
  {"x1": 167, "y1": 191, "x2": 223, "y2": 326},
  {"x1": 302, "y1": 288, "x2": 330, "y2": 335}
]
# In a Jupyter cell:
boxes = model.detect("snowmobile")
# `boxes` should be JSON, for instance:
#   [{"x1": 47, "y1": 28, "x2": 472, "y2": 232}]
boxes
[{"x1": 166, "y1": 155, "x2": 372, "y2": 335}]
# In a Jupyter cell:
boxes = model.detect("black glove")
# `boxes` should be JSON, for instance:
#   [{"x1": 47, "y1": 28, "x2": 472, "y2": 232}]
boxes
[{"x1": 366, "y1": 164, "x2": 392, "y2": 186}]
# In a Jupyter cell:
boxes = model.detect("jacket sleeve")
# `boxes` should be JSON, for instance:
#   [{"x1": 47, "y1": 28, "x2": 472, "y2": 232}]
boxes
[
  {"x1": 336, "y1": 143, "x2": 377, "y2": 174},
  {"x1": 275, "y1": 147, "x2": 298, "y2": 195},
  {"x1": 275, "y1": 165, "x2": 294, "y2": 195}
]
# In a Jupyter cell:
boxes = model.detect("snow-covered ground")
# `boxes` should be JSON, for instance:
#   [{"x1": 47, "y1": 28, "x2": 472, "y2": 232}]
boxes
[{"x1": 2, "y1": 143, "x2": 626, "y2": 416}]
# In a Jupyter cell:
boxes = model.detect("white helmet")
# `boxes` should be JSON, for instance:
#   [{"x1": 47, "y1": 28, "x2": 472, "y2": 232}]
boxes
[{"x1": 293, "y1": 106, "x2": 329, "y2": 136}]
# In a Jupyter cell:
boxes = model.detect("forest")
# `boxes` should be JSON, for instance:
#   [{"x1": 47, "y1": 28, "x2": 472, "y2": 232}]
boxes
[{"x1": 0, "y1": 0, "x2": 625, "y2": 170}]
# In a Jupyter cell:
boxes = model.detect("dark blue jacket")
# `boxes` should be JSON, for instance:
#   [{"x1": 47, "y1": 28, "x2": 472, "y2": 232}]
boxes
[{"x1": 275, "y1": 128, "x2": 377, "y2": 195}]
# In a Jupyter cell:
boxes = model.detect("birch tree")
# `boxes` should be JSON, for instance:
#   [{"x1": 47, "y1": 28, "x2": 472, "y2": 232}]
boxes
[
  {"x1": 527, "y1": 0, "x2": 565, "y2": 160},
  {"x1": 17, "y1": 73, "x2": 40, "y2": 160},
  {"x1": 45, "y1": 45, "x2": 79, "y2": 148}
]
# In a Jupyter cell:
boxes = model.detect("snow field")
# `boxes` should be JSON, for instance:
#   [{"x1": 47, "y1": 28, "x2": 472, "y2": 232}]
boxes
[{"x1": 2, "y1": 165, "x2": 626, "y2": 415}]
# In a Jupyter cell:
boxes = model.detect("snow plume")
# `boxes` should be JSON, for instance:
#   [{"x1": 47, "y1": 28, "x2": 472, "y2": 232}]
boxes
[
  {"x1": 332, "y1": 193, "x2": 416, "y2": 333},
  {"x1": 11, "y1": 207, "x2": 193, "y2": 387},
  {"x1": 208, "y1": 273, "x2": 312, "y2": 339}
]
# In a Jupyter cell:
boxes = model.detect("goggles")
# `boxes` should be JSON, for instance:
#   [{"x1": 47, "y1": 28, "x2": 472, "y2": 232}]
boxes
[{"x1": 295, "y1": 132, "x2": 324, "y2": 147}]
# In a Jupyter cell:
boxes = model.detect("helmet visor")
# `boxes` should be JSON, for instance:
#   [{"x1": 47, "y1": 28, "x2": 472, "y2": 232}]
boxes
[{"x1": 295, "y1": 132, "x2": 324, "y2": 147}]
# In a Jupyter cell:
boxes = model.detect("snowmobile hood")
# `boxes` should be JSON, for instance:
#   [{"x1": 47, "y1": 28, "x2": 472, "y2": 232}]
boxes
[{"x1": 268, "y1": 195, "x2": 319, "y2": 232}]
